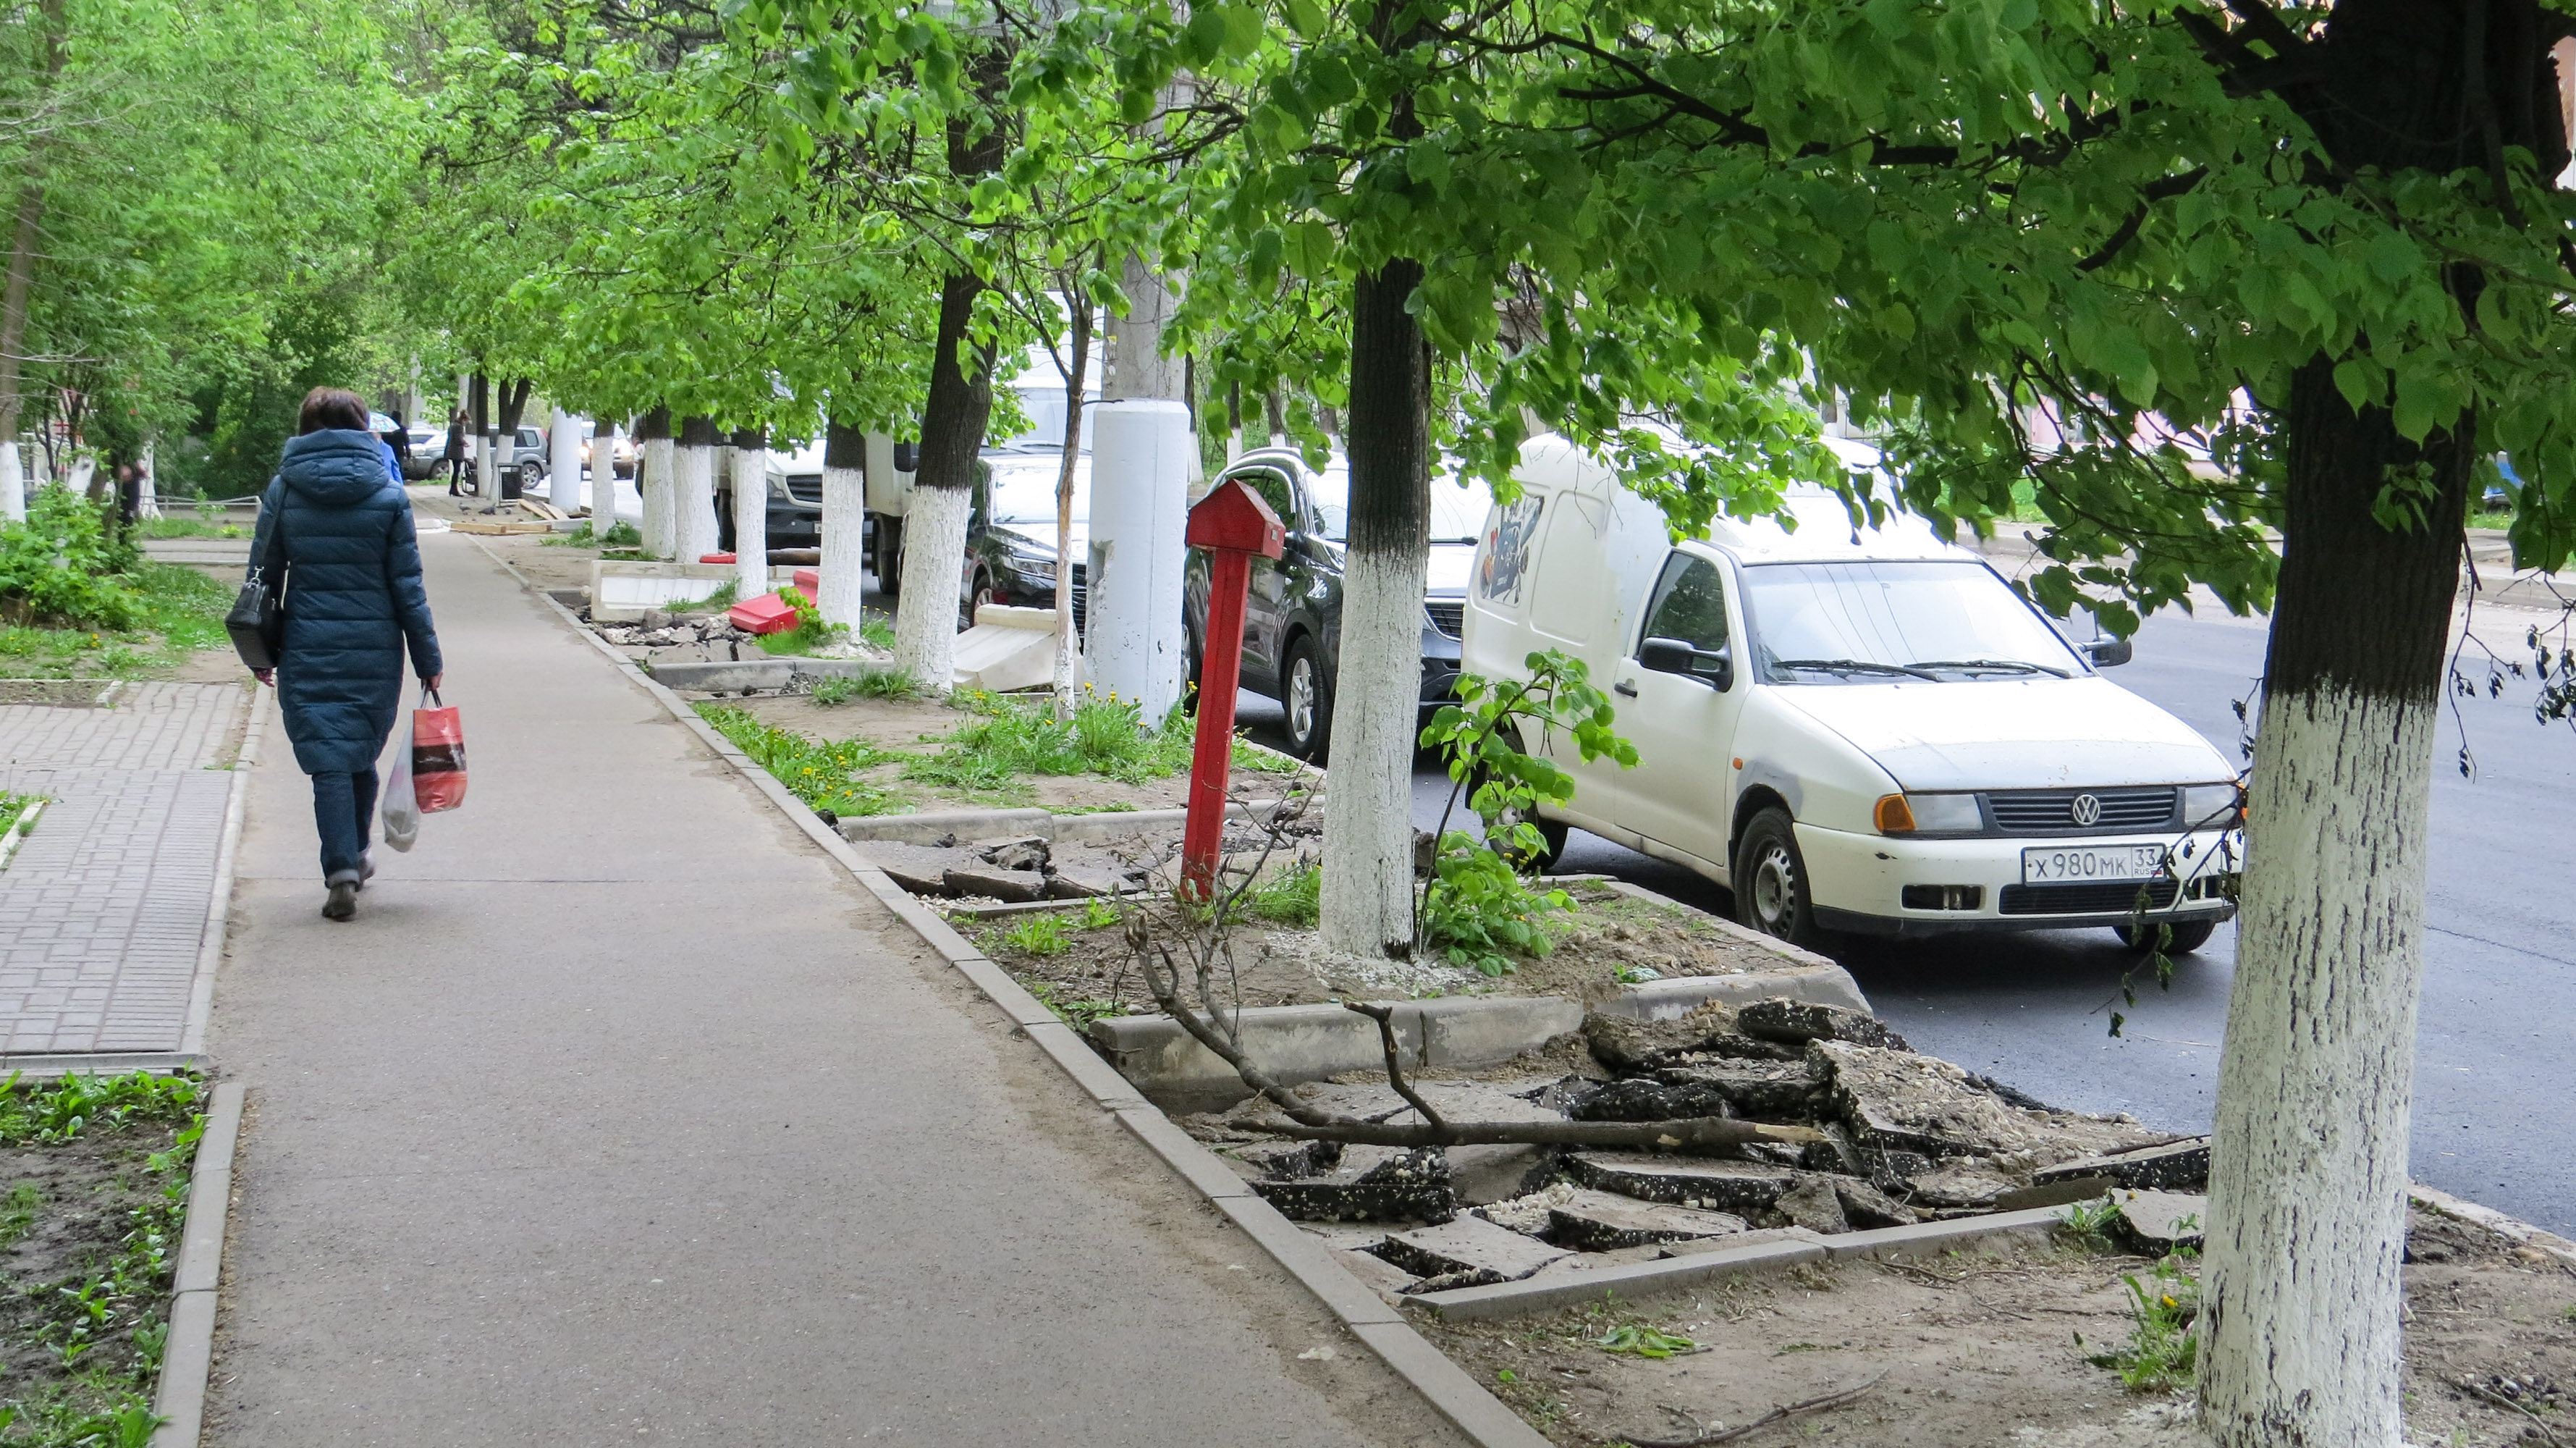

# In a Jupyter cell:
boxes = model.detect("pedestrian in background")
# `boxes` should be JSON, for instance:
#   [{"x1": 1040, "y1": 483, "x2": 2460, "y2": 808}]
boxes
[
  {"x1": 247, "y1": 387, "x2": 443, "y2": 921},
  {"x1": 444, "y1": 413, "x2": 467, "y2": 494}
]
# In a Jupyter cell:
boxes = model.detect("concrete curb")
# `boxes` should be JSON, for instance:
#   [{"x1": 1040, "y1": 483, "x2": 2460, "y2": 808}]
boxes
[
  {"x1": 0, "y1": 1051, "x2": 212, "y2": 1081},
  {"x1": 0, "y1": 796, "x2": 46, "y2": 870},
  {"x1": 1403, "y1": 1205, "x2": 2077, "y2": 1321},
  {"x1": 837, "y1": 798, "x2": 1314, "y2": 848},
  {"x1": 2410, "y1": 1182, "x2": 2576, "y2": 1268},
  {"x1": 150, "y1": 1079, "x2": 246, "y2": 1448},
  {"x1": 182, "y1": 684, "x2": 266, "y2": 1059},
  {"x1": 471, "y1": 539, "x2": 1555, "y2": 1448}
]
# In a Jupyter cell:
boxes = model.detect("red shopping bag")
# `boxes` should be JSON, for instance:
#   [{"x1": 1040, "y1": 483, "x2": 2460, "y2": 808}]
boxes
[{"x1": 412, "y1": 688, "x2": 468, "y2": 813}]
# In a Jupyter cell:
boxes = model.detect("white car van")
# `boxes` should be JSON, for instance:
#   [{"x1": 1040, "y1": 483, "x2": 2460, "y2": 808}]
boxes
[{"x1": 1462, "y1": 434, "x2": 2243, "y2": 951}]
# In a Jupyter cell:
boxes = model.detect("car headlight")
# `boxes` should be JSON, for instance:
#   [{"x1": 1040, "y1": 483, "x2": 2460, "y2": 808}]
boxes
[
  {"x1": 2182, "y1": 781, "x2": 2243, "y2": 828},
  {"x1": 1873, "y1": 793, "x2": 1982, "y2": 834},
  {"x1": 767, "y1": 472, "x2": 793, "y2": 500}
]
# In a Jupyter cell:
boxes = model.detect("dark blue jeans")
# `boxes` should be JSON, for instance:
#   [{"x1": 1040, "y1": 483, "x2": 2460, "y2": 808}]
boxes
[{"x1": 311, "y1": 767, "x2": 379, "y2": 884}]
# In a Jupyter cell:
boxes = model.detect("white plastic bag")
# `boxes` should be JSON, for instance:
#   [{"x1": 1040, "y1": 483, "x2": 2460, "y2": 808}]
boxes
[{"x1": 379, "y1": 719, "x2": 420, "y2": 854}]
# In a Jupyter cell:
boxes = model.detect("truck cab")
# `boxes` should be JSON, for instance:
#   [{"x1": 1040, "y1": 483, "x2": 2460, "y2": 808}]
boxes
[{"x1": 1463, "y1": 434, "x2": 2242, "y2": 951}]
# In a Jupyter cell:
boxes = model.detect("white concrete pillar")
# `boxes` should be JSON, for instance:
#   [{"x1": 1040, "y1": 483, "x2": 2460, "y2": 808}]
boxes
[
  {"x1": 0, "y1": 440, "x2": 23, "y2": 521},
  {"x1": 594, "y1": 424, "x2": 625, "y2": 531},
  {"x1": 1081, "y1": 399, "x2": 1192, "y2": 718},
  {"x1": 549, "y1": 411, "x2": 584, "y2": 514}
]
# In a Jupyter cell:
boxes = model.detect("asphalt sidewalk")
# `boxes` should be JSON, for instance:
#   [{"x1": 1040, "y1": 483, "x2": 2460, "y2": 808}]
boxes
[{"x1": 203, "y1": 532, "x2": 1468, "y2": 1447}]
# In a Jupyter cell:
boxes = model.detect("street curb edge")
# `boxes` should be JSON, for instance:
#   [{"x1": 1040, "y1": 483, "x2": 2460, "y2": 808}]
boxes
[{"x1": 148, "y1": 1079, "x2": 247, "y2": 1448}]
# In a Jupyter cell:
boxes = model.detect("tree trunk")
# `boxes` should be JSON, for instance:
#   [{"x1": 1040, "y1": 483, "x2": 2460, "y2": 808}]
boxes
[
  {"x1": 820, "y1": 419, "x2": 868, "y2": 628},
  {"x1": 2200, "y1": 359, "x2": 2471, "y2": 1448},
  {"x1": 730, "y1": 426, "x2": 769, "y2": 598},
  {"x1": 894, "y1": 270, "x2": 997, "y2": 686},
  {"x1": 0, "y1": 0, "x2": 64, "y2": 525},
  {"x1": 673, "y1": 416, "x2": 720, "y2": 565},
  {"x1": 2197, "y1": 7, "x2": 2561, "y2": 1443},
  {"x1": 1318, "y1": 260, "x2": 1432, "y2": 959},
  {"x1": 1052, "y1": 301, "x2": 1093, "y2": 716},
  {"x1": 636, "y1": 406, "x2": 675, "y2": 559},
  {"x1": 472, "y1": 373, "x2": 497, "y2": 506},
  {"x1": 1106, "y1": 254, "x2": 1183, "y2": 401}
]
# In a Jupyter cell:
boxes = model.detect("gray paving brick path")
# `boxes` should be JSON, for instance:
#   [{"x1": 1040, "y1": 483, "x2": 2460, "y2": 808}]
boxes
[
  {"x1": 202, "y1": 536, "x2": 1469, "y2": 1447},
  {"x1": 0, "y1": 681, "x2": 248, "y2": 1055}
]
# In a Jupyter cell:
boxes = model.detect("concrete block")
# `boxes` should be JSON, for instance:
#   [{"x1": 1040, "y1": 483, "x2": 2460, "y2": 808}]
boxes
[
  {"x1": 2110, "y1": 1189, "x2": 2207, "y2": 1253},
  {"x1": 1092, "y1": 1003, "x2": 1403, "y2": 1113},
  {"x1": 1566, "y1": 1152, "x2": 1796, "y2": 1211},
  {"x1": 646, "y1": 657, "x2": 799, "y2": 692},
  {"x1": 841, "y1": 808, "x2": 1055, "y2": 849},
  {"x1": 944, "y1": 865, "x2": 1047, "y2": 902},
  {"x1": 1812, "y1": 1204, "x2": 2072, "y2": 1263},
  {"x1": 1547, "y1": 1190, "x2": 1747, "y2": 1251},
  {"x1": 1406, "y1": 1234, "x2": 1832, "y2": 1321},
  {"x1": 861, "y1": 842, "x2": 975, "y2": 896},
  {"x1": 1414, "y1": 995, "x2": 1584, "y2": 1069},
  {"x1": 1377, "y1": 1215, "x2": 1571, "y2": 1284},
  {"x1": 1335, "y1": 1247, "x2": 1424, "y2": 1303},
  {"x1": 1600, "y1": 964, "x2": 1873, "y2": 1022}
]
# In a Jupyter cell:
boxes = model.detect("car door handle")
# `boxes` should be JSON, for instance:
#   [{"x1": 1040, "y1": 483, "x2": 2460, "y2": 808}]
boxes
[{"x1": 1613, "y1": 680, "x2": 1639, "y2": 696}]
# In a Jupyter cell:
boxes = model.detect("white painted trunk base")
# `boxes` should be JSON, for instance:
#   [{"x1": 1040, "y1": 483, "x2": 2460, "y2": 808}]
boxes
[
  {"x1": 892, "y1": 483, "x2": 971, "y2": 687},
  {"x1": 819, "y1": 463, "x2": 866, "y2": 627},
  {"x1": 673, "y1": 445, "x2": 718, "y2": 565},
  {"x1": 1319, "y1": 544, "x2": 1430, "y2": 958},
  {"x1": 640, "y1": 437, "x2": 675, "y2": 559},
  {"x1": 0, "y1": 441, "x2": 22, "y2": 521},
  {"x1": 731, "y1": 447, "x2": 768, "y2": 598},
  {"x1": 2200, "y1": 685, "x2": 2435, "y2": 1448}
]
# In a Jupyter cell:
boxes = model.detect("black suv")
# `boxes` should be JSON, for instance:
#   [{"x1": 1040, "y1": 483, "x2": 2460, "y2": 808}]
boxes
[{"x1": 1181, "y1": 448, "x2": 1485, "y2": 757}]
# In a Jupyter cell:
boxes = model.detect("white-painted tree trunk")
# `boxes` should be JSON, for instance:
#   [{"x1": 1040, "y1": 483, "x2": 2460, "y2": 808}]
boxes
[
  {"x1": 819, "y1": 463, "x2": 866, "y2": 628},
  {"x1": 892, "y1": 482, "x2": 970, "y2": 689},
  {"x1": 2198, "y1": 685, "x2": 2433, "y2": 1448},
  {"x1": 731, "y1": 444, "x2": 768, "y2": 598},
  {"x1": 0, "y1": 440, "x2": 24, "y2": 521},
  {"x1": 640, "y1": 437, "x2": 675, "y2": 559},
  {"x1": 476, "y1": 429, "x2": 498, "y2": 509},
  {"x1": 673, "y1": 443, "x2": 718, "y2": 563},
  {"x1": 1319, "y1": 544, "x2": 1430, "y2": 958},
  {"x1": 592, "y1": 426, "x2": 624, "y2": 529},
  {"x1": 137, "y1": 442, "x2": 159, "y2": 518},
  {"x1": 549, "y1": 412, "x2": 583, "y2": 513}
]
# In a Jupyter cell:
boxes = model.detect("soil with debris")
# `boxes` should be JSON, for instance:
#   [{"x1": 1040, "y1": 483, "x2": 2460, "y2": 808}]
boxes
[
  {"x1": 989, "y1": 879, "x2": 1803, "y2": 1010},
  {"x1": 1417, "y1": 1209, "x2": 2576, "y2": 1447}
]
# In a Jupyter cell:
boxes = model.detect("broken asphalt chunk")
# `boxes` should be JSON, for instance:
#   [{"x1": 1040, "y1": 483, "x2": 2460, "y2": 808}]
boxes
[
  {"x1": 1546, "y1": 1189, "x2": 1749, "y2": 1251},
  {"x1": 1248, "y1": 1145, "x2": 1456, "y2": 1224},
  {"x1": 941, "y1": 864, "x2": 1049, "y2": 902},
  {"x1": 1566, "y1": 1152, "x2": 1796, "y2": 1212},
  {"x1": 2033, "y1": 1137, "x2": 2211, "y2": 1192},
  {"x1": 1739, "y1": 998, "x2": 1911, "y2": 1051},
  {"x1": 1374, "y1": 1214, "x2": 1572, "y2": 1284},
  {"x1": 2109, "y1": 1189, "x2": 2208, "y2": 1253},
  {"x1": 1656, "y1": 1058, "x2": 1825, "y2": 1117}
]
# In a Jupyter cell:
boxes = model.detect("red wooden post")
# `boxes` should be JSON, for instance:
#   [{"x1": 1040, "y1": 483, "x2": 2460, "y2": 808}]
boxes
[{"x1": 1182, "y1": 479, "x2": 1286, "y2": 900}]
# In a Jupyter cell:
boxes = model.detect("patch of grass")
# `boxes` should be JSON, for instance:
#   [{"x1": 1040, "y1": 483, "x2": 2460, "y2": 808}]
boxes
[
  {"x1": 1021, "y1": 980, "x2": 1125, "y2": 1031},
  {"x1": 2056, "y1": 1195, "x2": 2122, "y2": 1250},
  {"x1": 133, "y1": 515, "x2": 245, "y2": 540},
  {"x1": 692, "y1": 703, "x2": 906, "y2": 817},
  {"x1": 0, "y1": 1071, "x2": 203, "y2": 1443},
  {"x1": 808, "y1": 668, "x2": 924, "y2": 706},
  {"x1": 1249, "y1": 862, "x2": 1322, "y2": 927},
  {"x1": 693, "y1": 580, "x2": 740, "y2": 613},
  {"x1": 1077, "y1": 897, "x2": 1123, "y2": 930},
  {"x1": 858, "y1": 613, "x2": 895, "y2": 650},
  {"x1": 997, "y1": 913, "x2": 1072, "y2": 956},
  {"x1": 2080, "y1": 1255, "x2": 2201, "y2": 1393},
  {"x1": 1232, "y1": 737, "x2": 1301, "y2": 773},
  {"x1": 905, "y1": 691, "x2": 1196, "y2": 799},
  {"x1": 541, "y1": 519, "x2": 642, "y2": 548},
  {"x1": 0, "y1": 791, "x2": 38, "y2": 843}
]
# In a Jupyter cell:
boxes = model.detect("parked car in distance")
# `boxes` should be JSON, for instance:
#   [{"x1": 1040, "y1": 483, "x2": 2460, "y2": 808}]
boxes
[
  {"x1": 1182, "y1": 447, "x2": 1487, "y2": 758},
  {"x1": 714, "y1": 439, "x2": 827, "y2": 552},
  {"x1": 582, "y1": 428, "x2": 638, "y2": 479},
  {"x1": 963, "y1": 443, "x2": 1091, "y2": 629},
  {"x1": 400, "y1": 424, "x2": 447, "y2": 481},
  {"x1": 1462, "y1": 433, "x2": 2242, "y2": 951}
]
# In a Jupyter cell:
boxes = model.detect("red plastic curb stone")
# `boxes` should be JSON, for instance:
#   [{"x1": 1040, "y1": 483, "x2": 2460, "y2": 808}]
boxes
[{"x1": 728, "y1": 592, "x2": 798, "y2": 634}]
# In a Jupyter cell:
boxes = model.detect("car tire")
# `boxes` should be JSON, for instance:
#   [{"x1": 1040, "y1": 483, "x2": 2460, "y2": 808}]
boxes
[
  {"x1": 1733, "y1": 807, "x2": 1825, "y2": 948},
  {"x1": 960, "y1": 570, "x2": 998, "y2": 631},
  {"x1": 518, "y1": 460, "x2": 544, "y2": 491},
  {"x1": 1181, "y1": 623, "x2": 1204, "y2": 715},
  {"x1": 874, "y1": 518, "x2": 901, "y2": 596},
  {"x1": 2113, "y1": 919, "x2": 2219, "y2": 954},
  {"x1": 1280, "y1": 634, "x2": 1333, "y2": 760}
]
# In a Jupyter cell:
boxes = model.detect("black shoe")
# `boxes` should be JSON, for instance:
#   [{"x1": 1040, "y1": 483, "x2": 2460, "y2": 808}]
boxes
[{"x1": 323, "y1": 881, "x2": 358, "y2": 921}]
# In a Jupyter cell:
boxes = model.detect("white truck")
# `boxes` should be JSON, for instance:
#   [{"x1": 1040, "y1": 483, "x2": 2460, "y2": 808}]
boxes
[{"x1": 1461, "y1": 434, "x2": 2243, "y2": 951}]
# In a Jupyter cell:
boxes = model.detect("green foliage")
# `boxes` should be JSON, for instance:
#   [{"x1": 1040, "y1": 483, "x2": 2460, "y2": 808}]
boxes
[
  {"x1": 1414, "y1": 652, "x2": 1634, "y2": 973},
  {"x1": 997, "y1": 914, "x2": 1071, "y2": 956},
  {"x1": 858, "y1": 615, "x2": 896, "y2": 651},
  {"x1": 1592, "y1": 1324, "x2": 1698, "y2": 1359},
  {"x1": 0, "y1": 489, "x2": 142, "y2": 631},
  {"x1": 1249, "y1": 861, "x2": 1321, "y2": 927},
  {"x1": 906, "y1": 692, "x2": 1195, "y2": 796},
  {"x1": 1078, "y1": 897, "x2": 1123, "y2": 930},
  {"x1": 753, "y1": 586, "x2": 850, "y2": 658},
  {"x1": 545, "y1": 520, "x2": 643, "y2": 549},
  {"x1": 2082, "y1": 1257, "x2": 2202, "y2": 1393},
  {"x1": 1021, "y1": 979, "x2": 1124, "y2": 1032},
  {"x1": 691, "y1": 704, "x2": 903, "y2": 817},
  {"x1": 2058, "y1": 1197, "x2": 2124, "y2": 1250},
  {"x1": 696, "y1": 581, "x2": 740, "y2": 613},
  {"x1": 0, "y1": 1072, "x2": 199, "y2": 1148},
  {"x1": 0, "y1": 793, "x2": 38, "y2": 843},
  {"x1": 809, "y1": 668, "x2": 924, "y2": 704},
  {"x1": 0, "y1": 1183, "x2": 42, "y2": 1252}
]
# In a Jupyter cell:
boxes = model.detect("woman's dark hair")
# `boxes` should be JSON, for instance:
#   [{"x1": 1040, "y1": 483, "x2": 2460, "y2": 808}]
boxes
[{"x1": 297, "y1": 387, "x2": 371, "y2": 435}]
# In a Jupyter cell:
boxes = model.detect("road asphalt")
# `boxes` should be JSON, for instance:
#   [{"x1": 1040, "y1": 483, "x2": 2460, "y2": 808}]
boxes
[
  {"x1": 203, "y1": 534, "x2": 1472, "y2": 1447},
  {"x1": 1309, "y1": 589, "x2": 2576, "y2": 1235}
]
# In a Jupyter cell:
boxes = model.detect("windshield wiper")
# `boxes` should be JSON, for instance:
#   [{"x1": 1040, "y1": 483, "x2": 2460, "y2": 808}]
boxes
[
  {"x1": 1769, "y1": 658, "x2": 1941, "y2": 681},
  {"x1": 1905, "y1": 658, "x2": 2071, "y2": 678}
]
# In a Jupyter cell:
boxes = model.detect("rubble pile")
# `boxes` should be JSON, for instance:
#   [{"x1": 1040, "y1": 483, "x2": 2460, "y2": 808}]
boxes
[
  {"x1": 869, "y1": 833, "x2": 1148, "y2": 903},
  {"x1": 1188, "y1": 997, "x2": 2205, "y2": 1294},
  {"x1": 588, "y1": 608, "x2": 749, "y2": 649}
]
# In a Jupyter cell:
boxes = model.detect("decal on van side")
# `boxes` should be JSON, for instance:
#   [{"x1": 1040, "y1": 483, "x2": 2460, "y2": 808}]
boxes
[{"x1": 1477, "y1": 496, "x2": 1542, "y2": 606}]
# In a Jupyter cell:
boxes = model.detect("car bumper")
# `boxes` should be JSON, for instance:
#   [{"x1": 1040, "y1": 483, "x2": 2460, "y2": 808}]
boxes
[
  {"x1": 764, "y1": 502, "x2": 822, "y2": 543},
  {"x1": 1797, "y1": 821, "x2": 2242, "y2": 937}
]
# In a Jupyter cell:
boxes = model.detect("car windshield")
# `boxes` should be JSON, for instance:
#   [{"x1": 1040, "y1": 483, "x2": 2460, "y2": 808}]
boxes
[
  {"x1": 1304, "y1": 467, "x2": 1487, "y2": 544},
  {"x1": 987, "y1": 452, "x2": 1090, "y2": 526},
  {"x1": 1740, "y1": 560, "x2": 2085, "y2": 683}
]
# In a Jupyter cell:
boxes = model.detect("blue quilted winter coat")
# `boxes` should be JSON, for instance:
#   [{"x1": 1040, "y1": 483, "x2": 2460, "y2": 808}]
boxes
[{"x1": 249, "y1": 429, "x2": 442, "y2": 775}]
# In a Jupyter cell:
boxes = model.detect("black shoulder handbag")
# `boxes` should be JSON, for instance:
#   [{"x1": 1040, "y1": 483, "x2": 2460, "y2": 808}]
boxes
[{"x1": 226, "y1": 494, "x2": 288, "y2": 670}]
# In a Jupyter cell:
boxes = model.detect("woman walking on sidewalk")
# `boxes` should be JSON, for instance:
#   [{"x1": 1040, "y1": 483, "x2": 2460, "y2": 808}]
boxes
[{"x1": 247, "y1": 387, "x2": 443, "y2": 921}]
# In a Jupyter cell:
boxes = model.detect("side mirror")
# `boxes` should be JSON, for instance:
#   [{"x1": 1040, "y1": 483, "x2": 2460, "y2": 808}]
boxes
[
  {"x1": 1639, "y1": 636, "x2": 1733, "y2": 691},
  {"x1": 2085, "y1": 636, "x2": 2134, "y2": 668},
  {"x1": 892, "y1": 440, "x2": 919, "y2": 473}
]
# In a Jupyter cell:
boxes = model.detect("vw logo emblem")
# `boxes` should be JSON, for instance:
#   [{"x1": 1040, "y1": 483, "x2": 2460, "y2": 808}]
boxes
[{"x1": 2070, "y1": 793, "x2": 2103, "y2": 827}]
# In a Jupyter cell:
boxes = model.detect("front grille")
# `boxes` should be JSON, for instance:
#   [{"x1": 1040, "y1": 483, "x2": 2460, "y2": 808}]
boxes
[
  {"x1": 1985, "y1": 786, "x2": 2176, "y2": 833},
  {"x1": 783, "y1": 473, "x2": 823, "y2": 505},
  {"x1": 1424, "y1": 601, "x2": 1464, "y2": 639},
  {"x1": 1998, "y1": 880, "x2": 2180, "y2": 916}
]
